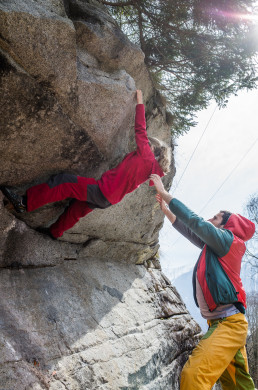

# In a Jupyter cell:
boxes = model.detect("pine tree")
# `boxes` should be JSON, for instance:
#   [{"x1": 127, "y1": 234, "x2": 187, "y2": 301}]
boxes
[{"x1": 100, "y1": 0, "x2": 258, "y2": 134}]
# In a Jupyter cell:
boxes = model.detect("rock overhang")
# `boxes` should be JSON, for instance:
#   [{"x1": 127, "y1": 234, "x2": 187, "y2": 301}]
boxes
[{"x1": 0, "y1": 1, "x2": 202, "y2": 389}]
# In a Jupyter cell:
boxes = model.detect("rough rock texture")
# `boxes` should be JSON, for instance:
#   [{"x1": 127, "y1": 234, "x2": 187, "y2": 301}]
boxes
[
  {"x1": 0, "y1": 0, "x2": 173, "y2": 260},
  {"x1": 0, "y1": 258, "x2": 200, "y2": 390},
  {"x1": 0, "y1": 0, "x2": 202, "y2": 388}
]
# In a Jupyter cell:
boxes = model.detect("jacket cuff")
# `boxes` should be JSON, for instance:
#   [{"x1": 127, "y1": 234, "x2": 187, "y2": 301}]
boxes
[
  {"x1": 136, "y1": 104, "x2": 145, "y2": 112},
  {"x1": 169, "y1": 198, "x2": 190, "y2": 222},
  {"x1": 168, "y1": 198, "x2": 177, "y2": 212}
]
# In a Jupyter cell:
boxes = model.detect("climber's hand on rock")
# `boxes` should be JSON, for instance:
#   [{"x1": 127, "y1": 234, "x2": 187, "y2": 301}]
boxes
[{"x1": 136, "y1": 90, "x2": 143, "y2": 104}]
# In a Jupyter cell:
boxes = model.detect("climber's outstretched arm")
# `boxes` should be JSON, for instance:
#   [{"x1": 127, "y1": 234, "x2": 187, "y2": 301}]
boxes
[{"x1": 134, "y1": 90, "x2": 149, "y2": 152}]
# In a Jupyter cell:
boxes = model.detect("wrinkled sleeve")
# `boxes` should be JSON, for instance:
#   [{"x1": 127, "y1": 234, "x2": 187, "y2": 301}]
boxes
[
  {"x1": 134, "y1": 104, "x2": 151, "y2": 155},
  {"x1": 173, "y1": 218, "x2": 204, "y2": 249},
  {"x1": 169, "y1": 198, "x2": 233, "y2": 257}
]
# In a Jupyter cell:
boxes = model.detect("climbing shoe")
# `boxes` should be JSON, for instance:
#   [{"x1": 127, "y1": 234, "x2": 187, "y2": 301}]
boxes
[{"x1": 0, "y1": 186, "x2": 27, "y2": 213}]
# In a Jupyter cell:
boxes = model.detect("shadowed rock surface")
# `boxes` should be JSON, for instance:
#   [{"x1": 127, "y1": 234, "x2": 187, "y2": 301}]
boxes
[{"x1": 0, "y1": 0, "x2": 202, "y2": 388}]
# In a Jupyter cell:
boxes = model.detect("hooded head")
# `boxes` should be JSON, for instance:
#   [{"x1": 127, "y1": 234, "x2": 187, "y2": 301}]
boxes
[{"x1": 224, "y1": 213, "x2": 255, "y2": 242}]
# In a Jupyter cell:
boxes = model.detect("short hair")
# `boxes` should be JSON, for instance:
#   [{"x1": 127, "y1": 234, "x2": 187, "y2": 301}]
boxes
[
  {"x1": 220, "y1": 210, "x2": 232, "y2": 226},
  {"x1": 148, "y1": 136, "x2": 171, "y2": 173}
]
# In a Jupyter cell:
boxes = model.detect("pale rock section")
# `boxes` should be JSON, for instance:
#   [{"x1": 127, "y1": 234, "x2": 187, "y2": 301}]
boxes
[
  {"x1": 0, "y1": 0, "x2": 202, "y2": 388},
  {"x1": 0, "y1": 258, "x2": 200, "y2": 389}
]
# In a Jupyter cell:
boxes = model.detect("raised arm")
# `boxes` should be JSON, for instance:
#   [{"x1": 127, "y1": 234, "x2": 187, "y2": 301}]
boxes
[
  {"x1": 150, "y1": 174, "x2": 232, "y2": 256},
  {"x1": 169, "y1": 198, "x2": 233, "y2": 257},
  {"x1": 134, "y1": 90, "x2": 150, "y2": 152},
  {"x1": 156, "y1": 194, "x2": 204, "y2": 249}
]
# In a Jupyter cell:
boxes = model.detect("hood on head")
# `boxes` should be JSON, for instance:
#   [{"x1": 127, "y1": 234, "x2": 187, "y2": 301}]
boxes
[{"x1": 224, "y1": 213, "x2": 255, "y2": 242}]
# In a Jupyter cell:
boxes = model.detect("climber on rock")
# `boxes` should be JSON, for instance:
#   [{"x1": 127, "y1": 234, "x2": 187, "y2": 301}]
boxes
[
  {"x1": 1, "y1": 90, "x2": 171, "y2": 239},
  {"x1": 150, "y1": 173, "x2": 255, "y2": 390}
]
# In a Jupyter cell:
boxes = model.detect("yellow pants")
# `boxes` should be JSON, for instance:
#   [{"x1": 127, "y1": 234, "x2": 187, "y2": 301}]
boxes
[{"x1": 180, "y1": 313, "x2": 255, "y2": 389}]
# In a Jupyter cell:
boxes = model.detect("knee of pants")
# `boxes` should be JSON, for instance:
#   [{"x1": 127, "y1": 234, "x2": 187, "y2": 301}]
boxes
[{"x1": 76, "y1": 202, "x2": 92, "y2": 217}]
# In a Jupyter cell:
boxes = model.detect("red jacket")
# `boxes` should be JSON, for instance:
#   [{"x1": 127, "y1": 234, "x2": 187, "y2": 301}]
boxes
[{"x1": 98, "y1": 104, "x2": 164, "y2": 205}]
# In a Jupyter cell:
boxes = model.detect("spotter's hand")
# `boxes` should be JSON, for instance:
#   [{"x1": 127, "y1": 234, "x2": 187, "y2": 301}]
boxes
[
  {"x1": 156, "y1": 194, "x2": 167, "y2": 213},
  {"x1": 149, "y1": 174, "x2": 165, "y2": 194}
]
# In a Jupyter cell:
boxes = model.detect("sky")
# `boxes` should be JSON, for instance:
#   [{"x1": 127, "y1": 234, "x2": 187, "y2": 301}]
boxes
[
  {"x1": 157, "y1": 5, "x2": 258, "y2": 330},
  {"x1": 159, "y1": 87, "x2": 258, "y2": 281}
]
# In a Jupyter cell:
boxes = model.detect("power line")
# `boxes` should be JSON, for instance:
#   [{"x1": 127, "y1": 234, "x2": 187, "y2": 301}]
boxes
[
  {"x1": 169, "y1": 136, "x2": 258, "y2": 247},
  {"x1": 173, "y1": 104, "x2": 218, "y2": 194},
  {"x1": 199, "y1": 137, "x2": 258, "y2": 214}
]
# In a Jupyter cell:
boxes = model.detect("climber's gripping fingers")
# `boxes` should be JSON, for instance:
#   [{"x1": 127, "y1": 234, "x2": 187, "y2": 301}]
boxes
[{"x1": 136, "y1": 90, "x2": 143, "y2": 105}]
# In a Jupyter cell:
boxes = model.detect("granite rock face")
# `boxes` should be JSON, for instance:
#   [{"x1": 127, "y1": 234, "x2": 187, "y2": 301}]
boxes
[
  {"x1": 0, "y1": 0, "x2": 202, "y2": 388},
  {"x1": 0, "y1": 258, "x2": 201, "y2": 390},
  {"x1": 0, "y1": 0, "x2": 173, "y2": 263}
]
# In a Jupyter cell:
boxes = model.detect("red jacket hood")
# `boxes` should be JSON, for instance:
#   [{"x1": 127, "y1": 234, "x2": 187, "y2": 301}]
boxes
[{"x1": 224, "y1": 213, "x2": 255, "y2": 242}]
